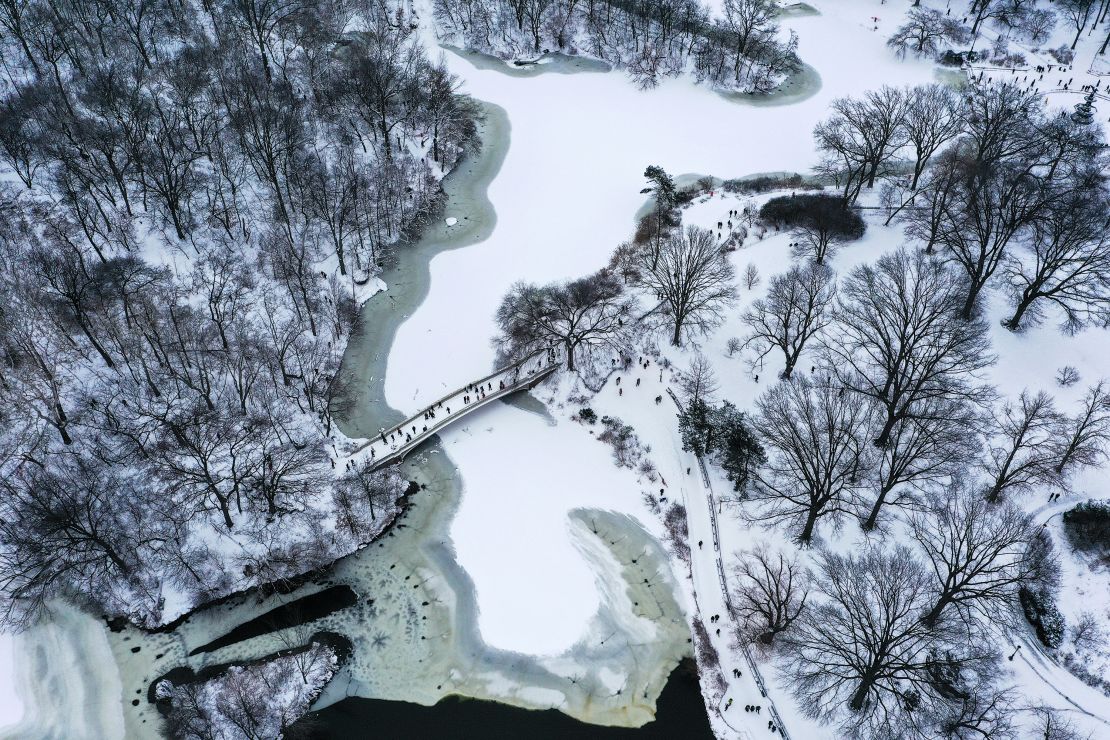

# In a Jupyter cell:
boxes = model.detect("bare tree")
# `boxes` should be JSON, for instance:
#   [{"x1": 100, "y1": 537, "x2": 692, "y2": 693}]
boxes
[
  {"x1": 887, "y1": 7, "x2": 969, "y2": 59},
  {"x1": 783, "y1": 545, "x2": 995, "y2": 738},
  {"x1": 898, "y1": 146, "x2": 964, "y2": 247},
  {"x1": 902, "y1": 83, "x2": 962, "y2": 190},
  {"x1": 741, "y1": 262, "x2": 834, "y2": 379},
  {"x1": 730, "y1": 545, "x2": 808, "y2": 645},
  {"x1": 1029, "y1": 706, "x2": 1091, "y2": 740},
  {"x1": 1059, "y1": 0, "x2": 1098, "y2": 48},
  {"x1": 911, "y1": 484, "x2": 1036, "y2": 628},
  {"x1": 750, "y1": 374, "x2": 873, "y2": 544},
  {"x1": 0, "y1": 453, "x2": 159, "y2": 627},
  {"x1": 934, "y1": 681, "x2": 1017, "y2": 740},
  {"x1": 814, "y1": 86, "x2": 907, "y2": 203},
  {"x1": 862, "y1": 398, "x2": 978, "y2": 531},
  {"x1": 1070, "y1": 611, "x2": 1106, "y2": 655},
  {"x1": 936, "y1": 158, "x2": 1051, "y2": 320},
  {"x1": 636, "y1": 225, "x2": 736, "y2": 346},
  {"x1": 1001, "y1": 188, "x2": 1110, "y2": 332},
  {"x1": 744, "y1": 263, "x2": 760, "y2": 290},
  {"x1": 1048, "y1": 381, "x2": 1110, "y2": 480},
  {"x1": 494, "y1": 271, "x2": 631, "y2": 372},
  {"x1": 678, "y1": 351, "x2": 719, "y2": 407},
  {"x1": 960, "y1": 83, "x2": 1044, "y2": 168},
  {"x1": 822, "y1": 247, "x2": 994, "y2": 449},
  {"x1": 981, "y1": 390, "x2": 1059, "y2": 502}
]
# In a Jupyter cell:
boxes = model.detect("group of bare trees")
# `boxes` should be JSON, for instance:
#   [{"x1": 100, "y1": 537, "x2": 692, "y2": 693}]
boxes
[
  {"x1": 818, "y1": 81, "x2": 1110, "y2": 329},
  {"x1": 723, "y1": 79, "x2": 1110, "y2": 738},
  {"x1": 888, "y1": 0, "x2": 1071, "y2": 60},
  {"x1": 433, "y1": 0, "x2": 799, "y2": 92},
  {"x1": 499, "y1": 167, "x2": 739, "y2": 358},
  {"x1": 0, "y1": 0, "x2": 476, "y2": 628},
  {"x1": 733, "y1": 480, "x2": 1062, "y2": 737},
  {"x1": 745, "y1": 242, "x2": 1110, "y2": 542}
]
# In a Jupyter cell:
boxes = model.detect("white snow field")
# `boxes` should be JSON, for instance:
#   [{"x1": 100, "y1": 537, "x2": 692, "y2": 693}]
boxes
[
  {"x1": 0, "y1": 636, "x2": 18, "y2": 731},
  {"x1": 4, "y1": 0, "x2": 1110, "y2": 737},
  {"x1": 392, "y1": 0, "x2": 940, "y2": 660}
]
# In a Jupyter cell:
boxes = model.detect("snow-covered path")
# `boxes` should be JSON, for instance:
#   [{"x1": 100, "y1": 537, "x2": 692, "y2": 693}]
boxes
[
  {"x1": 667, "y1": 392, "x2": 792, "y2": 740},
  {"x1": 389, "y1": 0, "x2": 941, "y2": 663}
]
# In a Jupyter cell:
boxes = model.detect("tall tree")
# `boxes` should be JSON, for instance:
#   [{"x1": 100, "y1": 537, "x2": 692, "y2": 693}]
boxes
[
  {"x1": 494, "y1": 271, "x2": 631, "y2": 372},
  {"x1": 910, "y1": 484, "x2": 1037, "y2": 628},
  {"x1": 981, "y1": 390, "x2": 1059, "y2": 502},
  {"x1": 1048, "y1": 381, "x2": 1110, "y2": 480},
  {"x1": 741, "y1": 262, "x2": 834, "y2": 379},
  {"x1": 636, "y1": 226, "x2": 736, "y2": 346},
  {"x1": 822, "y1": 248, "x2": 994, "y2": 449},
  {"x1": 730, "y1": 545, "x2": 808, "y2": 645},
  {"x1": 902, "y1": 83, "x2": 962, "y2": 190},
  {"x1": 1001, "y1": 188, "x2": 1110, "y2": 332},
  {"x1": 750, "y1": 375, "x2": 873, "y2": 544},
  {"x1": 862, "y1": 398, "x2": 978, "y2": 531},
  {"x1": 783, "y1": 546, "x2": 995, "y2": 738}
]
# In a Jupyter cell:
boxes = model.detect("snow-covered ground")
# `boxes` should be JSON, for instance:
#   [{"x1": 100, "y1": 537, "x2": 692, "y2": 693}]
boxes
[
  {"x1": 5, "y1": 0, "x2": 1110, "y2": 736},
  {"x1": 0, "y1": 636, "x2": 19, "y2": 731},
  {"x1": 390, "y1": 0, "x2": 940, "y2": 665}
]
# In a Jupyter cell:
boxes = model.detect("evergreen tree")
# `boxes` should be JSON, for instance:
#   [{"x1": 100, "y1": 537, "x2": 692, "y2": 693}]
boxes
[
  {"x1": 679, "y1": 397, "x2": 766, "y2": 491},
  {"x1": 678, "y1": 397, "x2": 714, "y2": 456},
  {"x1": 1072, "y1": 90, "x2": 1096, "y2": 126},
  {"x1": 710, "y1": 401, "x2": 766, "y2": 492},
  {"x1": 642, "y1": 165, "x2": 677, "y2": 214}
]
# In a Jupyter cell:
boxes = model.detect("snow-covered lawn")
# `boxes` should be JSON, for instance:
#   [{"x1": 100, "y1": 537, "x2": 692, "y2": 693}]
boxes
[{"x1": 388, "y1": 0, "x2": 938, "y2": 664}]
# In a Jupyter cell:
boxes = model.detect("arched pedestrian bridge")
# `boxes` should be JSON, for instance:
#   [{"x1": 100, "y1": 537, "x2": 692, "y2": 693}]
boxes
[{"x1": 352, "y1": 348, "x2": 560, "y2": 470}]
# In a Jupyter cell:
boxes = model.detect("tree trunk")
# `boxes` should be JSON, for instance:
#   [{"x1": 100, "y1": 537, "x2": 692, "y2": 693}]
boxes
[
  {"x1": 1004, "y1": 294, "x2": 1035, "y2": 331},
  {"x1": 921, "y1": 594, "x2": 951, "y2": 627},
  {"x1": 849, "y1": 669, "x2": 879, "y2": 712},
  {"x1": 874, "y1": 411, "x2": 896, "y2": 449},
  {"x1": 862, "y1": 488, "x2": 888, "y2": 531},
  {"x1": 960, "y1": 280, "x2": 984, "y2": 320},
  {"x1": 798, "y1": 506, "x2": 819, "y2": 544}
]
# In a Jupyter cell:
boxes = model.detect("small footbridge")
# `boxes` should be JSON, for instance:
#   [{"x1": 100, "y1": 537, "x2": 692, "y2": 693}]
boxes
[{"x1": 354, "y1": 348, "x2": 560, "y2": 469}]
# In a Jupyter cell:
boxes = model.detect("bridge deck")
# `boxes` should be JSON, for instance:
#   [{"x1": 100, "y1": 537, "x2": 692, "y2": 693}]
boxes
[{"x1": 350, "y1": 349, "x2": 560, "y2": 470}]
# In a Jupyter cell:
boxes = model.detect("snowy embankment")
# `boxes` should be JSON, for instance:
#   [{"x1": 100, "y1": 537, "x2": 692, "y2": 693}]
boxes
[
  {"x1": 386, "y1": 0, "x2": 937, "y2": 688},
  {"x1": 157, "y1": 643, "x2": 338, "y2": 739}
]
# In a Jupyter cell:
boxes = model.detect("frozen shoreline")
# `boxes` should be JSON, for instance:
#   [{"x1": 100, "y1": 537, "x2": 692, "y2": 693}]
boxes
[{"x1": 0, "y1": 98, "x2": 692, "y2": 739}]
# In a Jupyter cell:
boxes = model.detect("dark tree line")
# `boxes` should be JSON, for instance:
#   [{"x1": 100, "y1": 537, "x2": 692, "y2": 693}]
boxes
[
  {"x1": 433, "y1": 0, "x2": 799, "y2": 92},
  {"x1": 0, "y1": 0, "x2": 475, "y2": 627}
]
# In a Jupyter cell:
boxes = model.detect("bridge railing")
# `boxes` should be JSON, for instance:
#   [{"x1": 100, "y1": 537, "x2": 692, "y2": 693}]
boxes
[
  {"x1": 368, "y1": 346, "x2": 559, "y2": 445},
  {"x1": 357, "y1": 347, "x2": 561, "y2": 468}
]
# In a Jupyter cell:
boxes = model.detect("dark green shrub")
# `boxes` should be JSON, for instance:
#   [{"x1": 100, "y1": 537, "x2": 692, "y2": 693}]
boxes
[
  {"x1": 578, "y1": 407, "x2": 598, "y2": 424},
  {"x1": 759, "y1": 193, "x2": 865, "y2": 238},
  {"x1": 1062, "y1": 500, "x2": 1110, "y2": 553},
  {"x1": 1020, "y1": 586, "x2": 1066, "y2": 649}
]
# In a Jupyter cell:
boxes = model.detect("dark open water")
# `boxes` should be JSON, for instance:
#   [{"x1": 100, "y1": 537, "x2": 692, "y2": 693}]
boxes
[{"x1": 293, "y1": 660, "x2": 713, "y2": 739}]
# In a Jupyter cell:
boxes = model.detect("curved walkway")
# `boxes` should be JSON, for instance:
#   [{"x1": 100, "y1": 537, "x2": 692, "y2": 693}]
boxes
[{"x1": 351, "y1": 348, "x2": 560, "y2": 469}]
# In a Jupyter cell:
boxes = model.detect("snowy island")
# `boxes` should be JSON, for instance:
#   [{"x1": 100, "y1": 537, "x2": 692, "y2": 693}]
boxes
[{"x1": 3, "y1": 0, "x2": 1110, "y2": 739}]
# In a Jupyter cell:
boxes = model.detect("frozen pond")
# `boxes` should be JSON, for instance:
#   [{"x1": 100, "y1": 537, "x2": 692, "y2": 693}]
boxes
[{"x1": 2, "y1": 1, "x2": 949, "y2": 735}]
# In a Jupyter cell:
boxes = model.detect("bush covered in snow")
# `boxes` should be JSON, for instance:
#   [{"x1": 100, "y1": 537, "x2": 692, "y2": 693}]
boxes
[
  {"x1": 1063, "y1": 500, "x2": 1110, "y2": 556},
  {"x1": 162, "y1": 643, "x2": 338, "y2": 740},
  {"x1": 1020, "y1": 586, "x2": 1067, "y2": 649}
]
